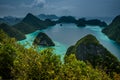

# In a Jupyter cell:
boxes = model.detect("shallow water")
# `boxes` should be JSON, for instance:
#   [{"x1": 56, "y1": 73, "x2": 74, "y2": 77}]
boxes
[{"x1": 19, "y1": 23, "x2": 120, "y2": 60}]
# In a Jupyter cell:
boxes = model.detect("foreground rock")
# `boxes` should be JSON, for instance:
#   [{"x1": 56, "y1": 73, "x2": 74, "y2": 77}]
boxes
[
  {"x1": 33, "y1": 32, "x2": 55, "y2": 46},
  {"x1": 102, "y1": 15, "x2": 120, "y2": 43},
  {"x1": 66, "y1": 34, "x2": 120, "y2": 74}
]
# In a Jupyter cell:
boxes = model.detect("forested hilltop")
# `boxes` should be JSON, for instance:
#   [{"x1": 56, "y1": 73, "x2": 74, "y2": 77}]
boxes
[
  {"x1": 66, "y1": 34, "x2": 120, "y2": 78},
  {"x1": 102, "y1": 15, "x2": 120, "y2": 43}
]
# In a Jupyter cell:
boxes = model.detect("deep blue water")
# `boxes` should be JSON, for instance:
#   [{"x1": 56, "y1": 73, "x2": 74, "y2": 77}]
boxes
[{"x1": 19, "y1": 23, "x2": 120, "y2": 60}]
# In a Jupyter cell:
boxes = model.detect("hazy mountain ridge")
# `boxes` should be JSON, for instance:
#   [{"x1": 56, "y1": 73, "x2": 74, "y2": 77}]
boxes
[
  {"x1": 0, "y1": 14, "x2": 58, "y2": 25},
  {"x1": 0, "y1": 16, "x2": 22, "y2": 25}
]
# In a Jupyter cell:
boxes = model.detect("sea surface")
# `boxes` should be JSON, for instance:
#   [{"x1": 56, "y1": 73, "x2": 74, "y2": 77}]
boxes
[{"x1": 19, "y1": 23, "x2": 120, "y2": 60}]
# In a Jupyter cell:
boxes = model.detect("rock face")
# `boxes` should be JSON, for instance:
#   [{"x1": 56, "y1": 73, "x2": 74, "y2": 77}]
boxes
[
  {"x1": 0, "y1": 23, "x2": 25, "y2": 40},
  {"x1": 33, "y1": 32, "x2": 55, "y2": 46},
  {"x1": 102, "y1": 15, "x2": 120, "y2": 43},
  {"x1": 66, "y1": 34, "x2": 120, "y2": 74}
]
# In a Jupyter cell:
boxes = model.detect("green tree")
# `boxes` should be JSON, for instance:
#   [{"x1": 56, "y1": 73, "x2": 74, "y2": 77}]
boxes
[
  {"x1": 0, "y1": 30, "x2": 17, "y2": 79},
  {"x1": 59, "y1": 54, "x2": 111, "y2": 80},
  {"x1": 12, "y1": 48, "x2": 62, "y2": 80}
]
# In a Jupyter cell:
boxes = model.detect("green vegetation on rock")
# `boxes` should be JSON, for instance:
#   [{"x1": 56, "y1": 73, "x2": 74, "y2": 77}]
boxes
[
  {"x1": 66, "y1": 34, "x2": 120, "y2": 77},
  {"x1": 102, "y1": 15, "x2": 120, "y2": 43}
]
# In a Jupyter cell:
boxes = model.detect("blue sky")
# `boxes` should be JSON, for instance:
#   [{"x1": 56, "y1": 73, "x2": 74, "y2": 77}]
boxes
[{"x1": 0, "y1": 0, "x2": 120, "y2": 18}]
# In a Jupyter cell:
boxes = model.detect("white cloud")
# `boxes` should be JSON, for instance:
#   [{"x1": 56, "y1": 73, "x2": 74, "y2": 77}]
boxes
[
  {"x1": 33, "y1": 0, "x2": 46, "y2": 7},
  {"x1": 21, "y1": 0, "x2": 46, "y2": 8},
  {"x1": 35, "y1": 0, "x2": 46, "y2": 4}
]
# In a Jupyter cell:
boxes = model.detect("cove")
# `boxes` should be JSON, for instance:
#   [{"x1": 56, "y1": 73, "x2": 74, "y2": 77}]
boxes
[{"x1": 19, "y1": 23, "x2": 120, "y2": 60}]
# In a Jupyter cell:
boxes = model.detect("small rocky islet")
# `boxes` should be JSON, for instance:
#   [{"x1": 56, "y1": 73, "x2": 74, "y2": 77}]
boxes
[{"x1": 33, "y1": 32, "x2": 55, "y2": 47}]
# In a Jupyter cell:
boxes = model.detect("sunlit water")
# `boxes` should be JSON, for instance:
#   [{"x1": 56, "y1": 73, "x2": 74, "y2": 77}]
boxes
[{"x1": 19, "y1": 23, "x2": 120, "y2": 60}]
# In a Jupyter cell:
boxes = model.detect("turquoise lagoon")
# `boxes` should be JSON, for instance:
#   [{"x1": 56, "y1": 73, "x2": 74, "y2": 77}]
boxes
[{"x1": 19, "y1": 23, "x2": 120, "y2": 60}]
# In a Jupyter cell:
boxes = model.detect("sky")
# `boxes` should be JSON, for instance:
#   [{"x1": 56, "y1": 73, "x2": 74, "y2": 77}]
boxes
[{"x1": 0, "y1": 0, "x2": 120, "y2": 18}]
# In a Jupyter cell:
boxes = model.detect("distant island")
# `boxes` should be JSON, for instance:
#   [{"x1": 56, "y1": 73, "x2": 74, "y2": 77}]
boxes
[
  {"x1": 76, "y1": 18, "x2": 107, "y2": 27},
  {"x1": 57, "y1": 16, "x2": 77, "y2": 23},
  {"x1": 57, "y1": 16, "x2": 107, "y2": 27},
  {"x1": 13, "y1": 13, "x2": 56, "y2": 34}
]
